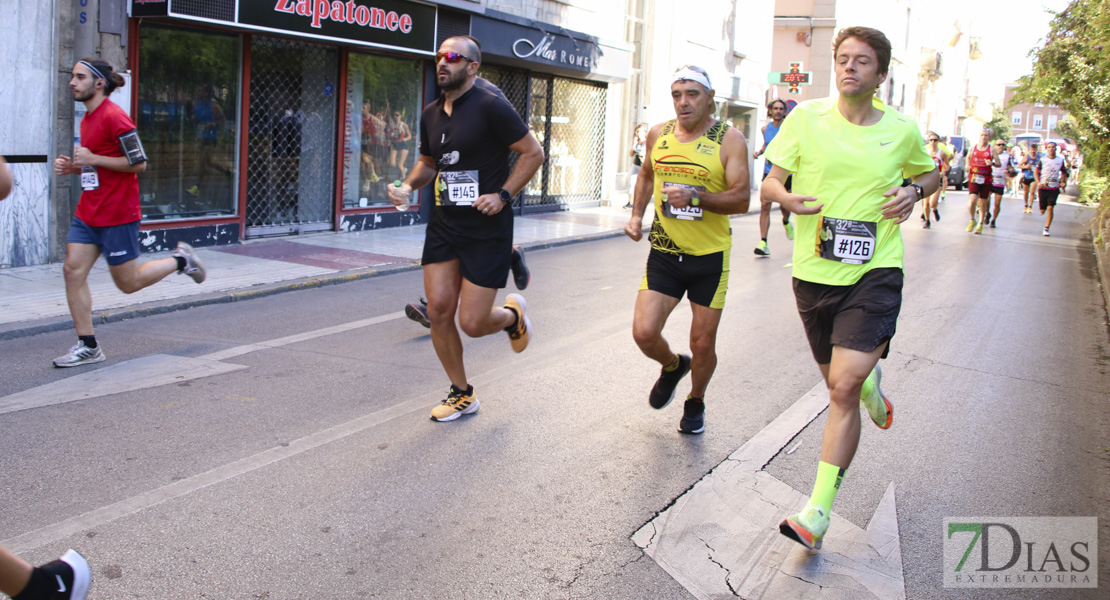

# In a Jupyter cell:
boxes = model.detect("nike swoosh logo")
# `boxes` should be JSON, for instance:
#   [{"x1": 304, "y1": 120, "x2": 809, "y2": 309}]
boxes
[
  {"x1": 56, "y1": 574, "x2": 67, "y2": 593},
  {"x1": 880, "y1": 141, "x2": 893, "y2": 146}
]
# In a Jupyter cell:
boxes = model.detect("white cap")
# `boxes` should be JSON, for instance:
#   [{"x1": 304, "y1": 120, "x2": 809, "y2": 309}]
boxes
[{"x1": 672, "y1": 65, "x2": 713, "y2": 91}]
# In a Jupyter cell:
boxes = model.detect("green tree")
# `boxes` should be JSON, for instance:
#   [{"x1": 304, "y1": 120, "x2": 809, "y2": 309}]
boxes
[
  {"x1": 983, "y1": 109, "x2": 1013, "y2": 143},
  {"x1": 1012, "y1": 0, "x2": 1110, "y2": 241}
]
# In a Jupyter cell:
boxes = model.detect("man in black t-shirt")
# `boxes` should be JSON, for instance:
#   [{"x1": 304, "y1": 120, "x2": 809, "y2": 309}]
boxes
[{"x1": 388, "y1": 35, "x2": 544, "y2": 422}]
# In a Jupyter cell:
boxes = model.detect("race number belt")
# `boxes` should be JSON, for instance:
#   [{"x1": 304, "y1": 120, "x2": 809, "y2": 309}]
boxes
[
  {"x1": 80, "y1": 166, "x2": 99, "y2": 191},
  {"x1": 436, "y1": 170, "x2": 480, "y2": 206},
  {"x1": 816, "y1": 216, "x2": 877, "y2": 265},
  {"x1": 660, "y1": 182, "x2": 705, "y2": 221}
]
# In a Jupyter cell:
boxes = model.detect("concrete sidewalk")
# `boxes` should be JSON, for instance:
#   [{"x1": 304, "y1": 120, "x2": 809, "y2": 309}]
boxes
[{"x1": 0, "y1": 205, "x2": 634, "y2": 340}]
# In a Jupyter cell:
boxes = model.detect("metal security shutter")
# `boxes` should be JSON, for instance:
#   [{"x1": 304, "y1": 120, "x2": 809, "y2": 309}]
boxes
[
  {"x1": 170, "y1": 0, "x2": 234, "y2": 22},
  {"x1": 245, "y1": 37, "x2": 339, "y2": 237},
  {"x1": 437, "y1": 10, "x2": 471, "y2": 49}
]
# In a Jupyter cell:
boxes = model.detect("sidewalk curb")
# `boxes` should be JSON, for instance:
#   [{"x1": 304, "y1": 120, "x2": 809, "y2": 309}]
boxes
[
  {"x1": 0, "y1": 229, "x2": 628, "y2": 342},
  {"x1": 1090, "y1": 223, "x2": 1110, "y2": 321}
]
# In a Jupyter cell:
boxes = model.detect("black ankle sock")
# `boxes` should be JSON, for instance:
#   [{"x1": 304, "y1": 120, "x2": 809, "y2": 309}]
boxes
[
  {"x1": 12, "y1": 566, "x2": 52, "y2": 600},
  {"x1": 79, "y1": 335, "x2": 97, "y2": 349},
  {"x1": 174, "y1": 256, "x2": 187, "y2": 271},
  {"x1": 761, "y1": 237, "x2": 768, "y2": 243},
  {"x1": 504, "y1": 306, "x2": 520, "y2": 331}
]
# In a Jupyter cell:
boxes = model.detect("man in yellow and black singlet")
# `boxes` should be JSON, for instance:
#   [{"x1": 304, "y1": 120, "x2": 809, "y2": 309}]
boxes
[
  {"x1": 763, "y1": 26, "x2": 940, "y2": 550},
  {"x1": 623, "y1": 65, "x2": 751, "y2": 435}
]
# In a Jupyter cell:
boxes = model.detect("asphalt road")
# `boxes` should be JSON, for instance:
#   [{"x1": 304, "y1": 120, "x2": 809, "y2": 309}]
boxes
[{"x1": 2, "y1": 191, "x2": 1107, "y2": 599}]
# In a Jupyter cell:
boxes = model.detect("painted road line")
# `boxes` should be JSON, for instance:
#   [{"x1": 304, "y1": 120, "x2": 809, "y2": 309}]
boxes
[
  {"x1": 0, "y1": 355, "x2": 247, "y2": 416},
  {"x1": 0, "y1": 313, "x2": 406, "y2": 416},
  {"x1": 632, "y1": 381, "x2": 906, "y2": 600}
]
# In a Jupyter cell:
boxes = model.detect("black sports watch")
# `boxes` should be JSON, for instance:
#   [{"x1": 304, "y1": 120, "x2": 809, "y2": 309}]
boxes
[
  {"x1": 910, "y1": 184, "x2": 924, "y2": 202},
  {"x1": 498, "y1": 189, "x2": 513, "y2": 205}
]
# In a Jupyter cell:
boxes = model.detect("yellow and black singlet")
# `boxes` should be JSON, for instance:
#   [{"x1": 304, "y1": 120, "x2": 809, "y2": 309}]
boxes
[{"x1": 648, "y1": 119, "x2": 731, "y2": 256}]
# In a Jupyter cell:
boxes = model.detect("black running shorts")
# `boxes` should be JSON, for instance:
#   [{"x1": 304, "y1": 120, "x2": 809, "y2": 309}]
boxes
[
  {"x1": 1039, "y1": 188, "x2": 1061, "y2": 211},
  {"x1": 422, "y1": 207, "x2": 512, "y2": 289},
  {"x1": 792, "y1": 267, "x2": 903, "y2": 365},
  {"x1": 640, "y1": 247, "x2": 729, "y2": 309}
]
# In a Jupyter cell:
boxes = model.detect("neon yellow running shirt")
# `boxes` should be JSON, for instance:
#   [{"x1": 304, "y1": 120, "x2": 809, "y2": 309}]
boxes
[
  {"x1": 648, "y1": 119, "x2": 732, "y2": 256},
  {"x1": 765, "y1": 97, "x2": 934, "y2": 285}
]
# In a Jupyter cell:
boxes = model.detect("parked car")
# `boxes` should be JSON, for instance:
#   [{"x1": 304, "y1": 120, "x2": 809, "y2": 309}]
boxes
[{"x1": 948, "y1": 149, "x2": 968, "y2": 190}]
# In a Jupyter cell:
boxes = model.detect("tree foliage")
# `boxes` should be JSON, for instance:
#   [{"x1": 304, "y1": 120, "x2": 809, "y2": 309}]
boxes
[
  {"x1": 1013, "y1": 0, "x2": 1110, "y2": 241},
  {"x1": 983, "y1": 110, "x2": 1013, "y2": 143},
  {"x1": 1012, "y1": 0, "x2": 1110, "y2": 176}
]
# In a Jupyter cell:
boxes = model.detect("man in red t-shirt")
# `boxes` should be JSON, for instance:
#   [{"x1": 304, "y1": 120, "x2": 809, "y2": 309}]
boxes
[
  {"x1": 965, "y1": 129, "x2": 999, "y2": 234},
  {"x1": 52, "y1": 58, "x2": 208, "y2": 368}
]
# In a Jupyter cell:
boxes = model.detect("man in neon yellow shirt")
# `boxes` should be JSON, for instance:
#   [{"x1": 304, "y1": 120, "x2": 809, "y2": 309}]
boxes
[
  {"x1": 763, "y1": 26, "x2": 940, "y2": 550},
  {"x1": 623, "y1": 65, "x2": 751, "y2": 435}
]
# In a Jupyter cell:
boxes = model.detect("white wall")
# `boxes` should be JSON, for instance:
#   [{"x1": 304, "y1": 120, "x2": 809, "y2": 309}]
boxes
[{"x1": 0, "y1": 1, "x2": 54, "y2": 267}]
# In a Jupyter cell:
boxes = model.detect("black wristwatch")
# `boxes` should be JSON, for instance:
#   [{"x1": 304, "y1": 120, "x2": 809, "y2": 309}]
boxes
[
  {"x1": 910, "y1": 184, "x2": 924, "y2": 202},
  {"x1": 498, "y1": 189, "x2": 513, "y2": 205}
]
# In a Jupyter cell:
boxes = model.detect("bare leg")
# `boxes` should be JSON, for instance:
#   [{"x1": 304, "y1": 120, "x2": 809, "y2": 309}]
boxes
[
  {"x1": 0, "y1": 545, "x2": 33, "y2": 597},
  {"x1": 108, "y1": 257, "x2": 178, "y2": 295},
  {"x1": 632, "y1": 289, "x2": 682, "y2": 366},
  {"x1": 63, "y1": 243, "x2": 101, "y2": 336},
  {"x1": 817, "y1": 344, "x2": 886, "y2": 467},
  {"x1": 687, "y1": 302, "x2": 723, "y2": 398}
]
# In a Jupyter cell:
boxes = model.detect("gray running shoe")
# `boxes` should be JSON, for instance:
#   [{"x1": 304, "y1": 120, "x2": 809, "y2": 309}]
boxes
[
  {"x1": 173, "y1": 241, "x2": 206, "y2": 283},
  {"x1": 53, "y1": 341, "x2": 105, "y2": 368}
]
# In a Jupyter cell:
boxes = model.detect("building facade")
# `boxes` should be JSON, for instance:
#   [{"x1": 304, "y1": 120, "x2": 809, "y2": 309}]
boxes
[
  {"x1": 1003, "y1": 83, "x2": 1068, "y2": 146},
  {"x1": 0, "y1": 0, "x2": 632, "y2": 267}
]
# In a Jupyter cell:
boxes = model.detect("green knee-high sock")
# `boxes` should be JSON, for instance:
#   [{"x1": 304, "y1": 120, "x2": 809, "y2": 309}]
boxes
[{"x1": 808, "y1": 461, "x2": 846, "y2": 514}]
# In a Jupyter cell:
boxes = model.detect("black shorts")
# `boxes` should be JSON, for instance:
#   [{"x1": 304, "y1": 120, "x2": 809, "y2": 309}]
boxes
[
  {"x1": 422, "y1": 206, "x2": 513, "y2": 289},
  {"x1": 991, "y1": 185, "x2": 1006, "y2": 196},
  {"x1": 761, "y1": 171, "x2": 793, "y2": 192},
  {"x1": 792, "y1": 267, "x2": 903, "y2": 365},
  {"x1": 1039, "y1": 188, "x2": 1061, "y2": 210},
  {"x1": 640, "y1": 247, "x2": 730, "y2": 309}
]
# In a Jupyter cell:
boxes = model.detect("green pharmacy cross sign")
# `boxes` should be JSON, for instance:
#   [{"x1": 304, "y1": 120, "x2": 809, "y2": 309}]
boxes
[{"x1": 768, "y1": 62, "x2": 811, "y2": 94}]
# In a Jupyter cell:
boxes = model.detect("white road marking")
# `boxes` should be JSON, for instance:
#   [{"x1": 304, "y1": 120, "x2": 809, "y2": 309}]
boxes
[
  {"x1": 0, "y1": 313, "x2": 405, "y2": 416},
  {"x1": 2, "y1": 309, "x2": 635, "y2": 554},
  {"x1": 0, "y1": 355, "x2": 247, "y2": 415},
  {"x1": 633, "y1": 381, "x2": 906, "y2": 599}
]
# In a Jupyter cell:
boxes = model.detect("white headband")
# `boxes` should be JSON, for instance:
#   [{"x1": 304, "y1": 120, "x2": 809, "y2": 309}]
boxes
[
  {"x1": 79, "y1": 60, "x2": 107, "y2": 82},
  {"x1": 672, "y1": 66, "x2": 713, "y2": 91}
]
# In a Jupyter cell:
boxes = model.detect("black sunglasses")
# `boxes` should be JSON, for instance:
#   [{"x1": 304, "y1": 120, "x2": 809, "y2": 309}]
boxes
[
  {"x1": 436, "y1": 51, "x2": 474, "y2": 64},
  {"x1": 928, "y1": 138, "x2": 939, "y2": 142}
]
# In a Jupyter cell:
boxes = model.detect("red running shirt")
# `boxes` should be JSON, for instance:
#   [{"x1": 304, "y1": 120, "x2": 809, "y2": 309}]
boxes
[
  {"x1": 968, "y1": 144, "x2": 993, "y2": 176},
  {"x1": 75, "y1": 99, "x2": 142, "y2": 227}
]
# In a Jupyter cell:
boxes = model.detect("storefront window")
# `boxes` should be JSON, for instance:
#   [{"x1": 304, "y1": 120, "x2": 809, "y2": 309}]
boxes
[
  {"x1": 342, "y1": 53, "x2": 422, "y2": 209},
  {"x1": 137, "y1": 25, "x2": 240, "y2": 220}
]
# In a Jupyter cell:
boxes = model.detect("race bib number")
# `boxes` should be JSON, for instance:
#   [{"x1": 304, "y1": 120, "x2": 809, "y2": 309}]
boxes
[
  {"x1": 660, "y1": 182, "x2": 705, "y2": 221},
  {"x1": 817, "y1": 216, "x2": 877, "y2": 265},
  {"x1": 437, "y1": 170, "x2": 480, "y2": 206},
  {"x1": 973, "y1": 175, "x2": 986, "y2": 185},
  {"x1": 80, "y1": 166, "x2": 99, "y2": 191}
]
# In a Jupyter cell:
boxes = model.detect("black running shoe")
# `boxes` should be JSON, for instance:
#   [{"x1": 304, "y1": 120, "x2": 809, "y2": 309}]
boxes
[
  {"x1": 649, "y1": 354, "x2": 691, "y2": 409},
  {"x1": 933, "y1": 208, "x2": 940, "y2": 222},
  {"x1": 678, "y1": 397, "x2": 705, "y2": 434},
  {"x1": 405, "y1": 298, "x2": 431, "y2": 328},
  {"x1": 510, "y1": 245, "x2": 530, "y2": 290}
]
